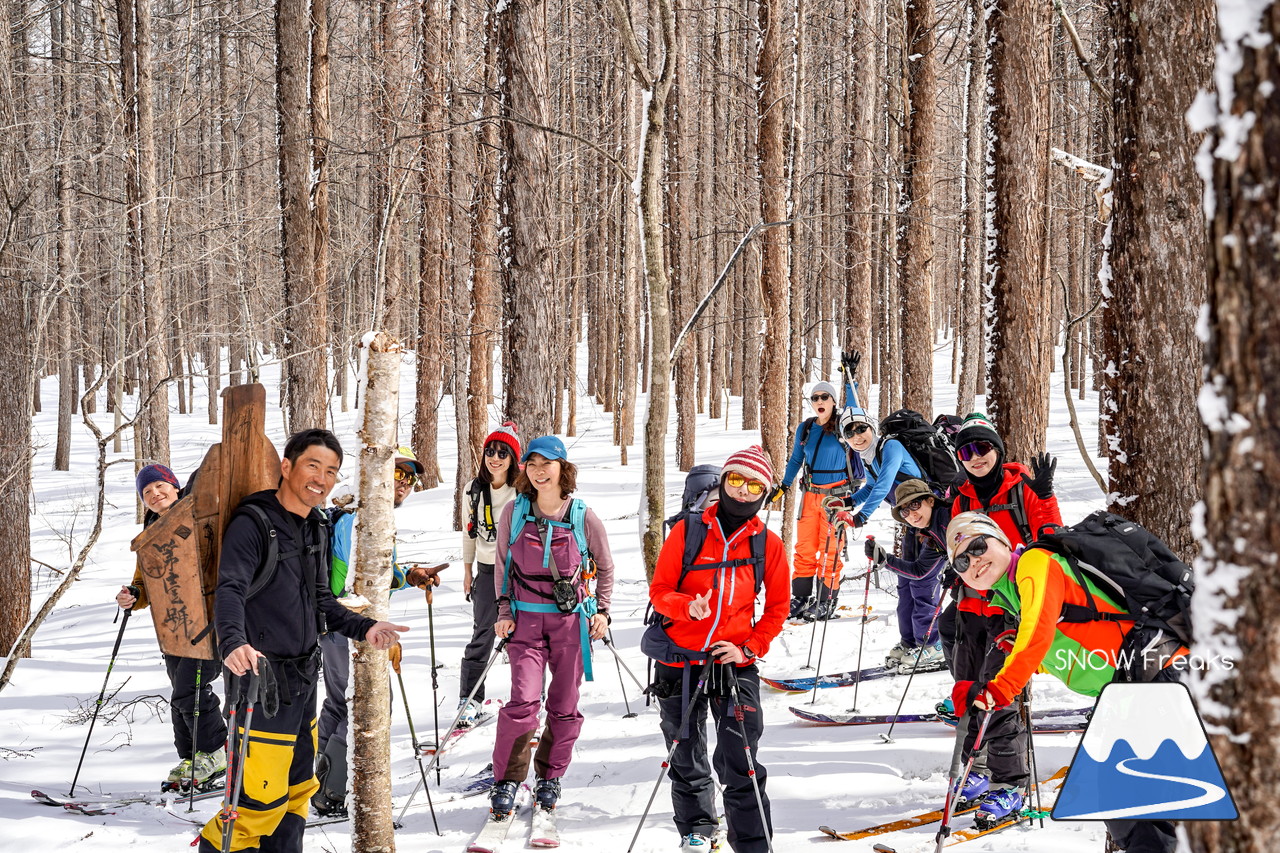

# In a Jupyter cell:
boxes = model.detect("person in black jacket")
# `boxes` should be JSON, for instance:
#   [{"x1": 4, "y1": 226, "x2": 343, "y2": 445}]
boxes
[{"x1": 198, "y1": 429, "x2": 406, "y2": 853}]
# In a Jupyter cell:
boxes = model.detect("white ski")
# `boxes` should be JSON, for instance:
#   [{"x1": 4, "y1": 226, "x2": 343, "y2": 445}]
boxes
[
  {"x1": 530, "y1": 805, "x2": 560, "y2": 848},
  {"x1": 467, "y1": 786, "x2": 528, "y2": 853}
]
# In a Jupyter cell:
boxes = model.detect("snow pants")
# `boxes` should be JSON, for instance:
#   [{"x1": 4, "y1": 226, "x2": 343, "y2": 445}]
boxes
[
  {"x1": 655, "y1": 662, "x2": 772, "y2": 853},
  {"x1": 792, "y1": 487, "x2": 847, "y2": 591},
  {"x1": 895, "y1": 572, "x2": 941, "y2": 647},
  {"x1": 492, "y1": 608, "x2": 585, "y2": 782},
  {"x1": 316, "y1": 631, "x2": 350, "y2": 752},
  {"x1": 199, "y1": 676, "x2": 318, "y2": 853},
  {"x1": 460, "y1": 562, "x2": 499, "y2": 702},
  {"x1": 164, "y1": 653, "x2": 227, "y2": 759}
]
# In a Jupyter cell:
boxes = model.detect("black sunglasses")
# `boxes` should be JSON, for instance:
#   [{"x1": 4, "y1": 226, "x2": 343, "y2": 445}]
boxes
[
  {"x1": 952, "y1": 536, "x2": 991, "y2": 574},
  {"x1": 958, "y1": 440, "x2": 996, "y2": 461},
  {"x1": 810, "y1": 393, "x2": 832, "y2": 403},
  {"x1": 484, "y1": 446, "x2": 511, "y2": 460},
  {"x1": 898, "y1": 496, "x2": 928, "y2": 515},
  {"x1": 849, "y1": 423, "x2": 873, "y2": 436}
]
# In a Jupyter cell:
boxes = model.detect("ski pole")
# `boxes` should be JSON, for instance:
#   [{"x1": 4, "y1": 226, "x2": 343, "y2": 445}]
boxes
[
  {"x1": 848, "y1": 537, "x2": 876, "y2": 713},
  {"x1": 391, "y1": 648, "x2": 440, "y2": 835},
  {"x1": 395, "y1": 637, "x2": 509, "y2": 825},
  {"x1": 726, "y1": 666, "x2": 775, "y2": 853},
  {"x1": 69, "y1": 590, "x2": 137, "y2": 797},
  {"x1": 879, "y1": 581, "x2": 953, "y2": 744},
  {"x1": 1020, "y1": 684, "x2": 1043, "y2": 826},
  {"x1": 601, "y1": 633, "x2": 647, "y2": 692},
  {"x1": 604, "y1": 629, "x2": 637, "y2": 717},
  {"x1": 187, "y1": 661, "x2": 203, "y2": 808},
  {"x1": 425, "y1": 583, "x2": 442, "y2": 784},
  {"x1": 219, "y1": 668, "x2": 261, "y2": 853},
  {"x1": 936, "y1": 709, "x2": 992, "y2": 852},
  {"x1": 801, "y1": 523, "x2": 837, "y2": 671},
  {"x1": 809, "y1": 522, "x2": 848, "y2": 705},
  {"x1": 627, "y1": 669, "x2": 711, "y2": 853}
]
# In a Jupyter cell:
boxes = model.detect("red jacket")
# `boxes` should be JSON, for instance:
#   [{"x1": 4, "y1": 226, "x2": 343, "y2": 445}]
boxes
[
  {"x1": 650, "y1": 505, "x2": 790, "y2": 660},
  {"x1": 954, "y1": 462, "x2": 1062, "y2": 548}
]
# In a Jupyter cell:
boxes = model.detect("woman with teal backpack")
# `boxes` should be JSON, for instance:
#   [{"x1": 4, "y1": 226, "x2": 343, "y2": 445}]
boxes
[{"x1": 488, "y1": 436, "x2": 615, "y2": 818}]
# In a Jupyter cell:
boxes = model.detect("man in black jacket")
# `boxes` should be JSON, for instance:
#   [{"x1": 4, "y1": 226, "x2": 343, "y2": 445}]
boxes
[{"x1": 199, "y1": 429, "x2": 406, "y2": 853}]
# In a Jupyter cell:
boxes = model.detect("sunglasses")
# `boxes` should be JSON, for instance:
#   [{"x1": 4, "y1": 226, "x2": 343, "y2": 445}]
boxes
[
  {"x1": 393, "y1": 468, "x2": 418, "y2": 484},
  {"x1": 958, "y1": 440, "x2": 997, "y2": 461},
  {"x1": 724, "y1": 471, "x2": 767, "y2": 496},
  {"x1": 952, "y1": 536, "x2": 991, "y2": 574},
  {"x1": 484, "y1": 446, "x2": 511, "y2": 460},
  {"x1": 898, "y1": 496, "x2": 928, "y2": 515},
  {"x1": 810, "y1": 393, "x2": 832, "y2": 402},
  {"x1": 848, "y1": 423, "x2": 873, "y2": 436}
]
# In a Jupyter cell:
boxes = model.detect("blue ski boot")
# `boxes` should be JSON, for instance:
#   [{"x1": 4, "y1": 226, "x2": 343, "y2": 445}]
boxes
[
  {"x1": 534, "y1": 777, "x2": 561, "y2": 811},
  {"x1": 489, "y1": 780, "x2": 519, "y2": 818},
  {"x1": 956, "y1": 772, "x2": 990, "y2": 810},
  {"x1": 974, "y1": 786, "x2": 1023, "y2": 830}
]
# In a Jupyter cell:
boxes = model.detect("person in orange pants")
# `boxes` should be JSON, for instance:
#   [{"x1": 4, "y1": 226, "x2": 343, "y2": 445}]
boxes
[{"x1": 776, "y1": 382, "x2": 862, "y2": 621}]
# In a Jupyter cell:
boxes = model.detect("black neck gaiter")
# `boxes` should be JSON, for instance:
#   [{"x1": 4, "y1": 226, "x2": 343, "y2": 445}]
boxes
[{"x1": 716, "y1": 483, "x2": 766, "y2": 538}]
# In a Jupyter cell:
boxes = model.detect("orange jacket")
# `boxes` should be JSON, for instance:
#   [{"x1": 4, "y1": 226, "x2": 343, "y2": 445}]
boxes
[
  {"x1": 954, "y1": 462, "x2": 1062, "y2": 548},
  {"x1": 650, "y1": 505, "x2": 790, "y2": 660}
]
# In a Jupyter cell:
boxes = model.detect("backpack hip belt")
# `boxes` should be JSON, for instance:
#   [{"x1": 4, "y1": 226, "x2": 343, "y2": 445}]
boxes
[
  {"x1": 509, "y1": 596, "x2": 599, "y2": 681},
  {"x1": 806, "y1": 480, "x2": 850, "y2": 497}
]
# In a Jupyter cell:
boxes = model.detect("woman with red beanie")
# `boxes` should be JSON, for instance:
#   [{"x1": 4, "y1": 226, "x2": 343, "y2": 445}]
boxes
[{"x1": 458, "y1": 422, "x2": 522, "y2": 724}]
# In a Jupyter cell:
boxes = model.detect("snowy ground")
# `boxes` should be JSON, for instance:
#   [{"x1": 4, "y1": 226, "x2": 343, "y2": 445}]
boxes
[{"x1": 2, "y1": 341, "x2": 1111, "y2": 851}]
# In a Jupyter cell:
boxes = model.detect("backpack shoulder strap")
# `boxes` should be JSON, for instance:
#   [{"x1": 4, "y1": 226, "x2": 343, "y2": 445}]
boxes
[
  {"x1": 750, "y1": 527, "x2": 767, "y2": 593},
  {"x1": 568, "y1": 498, "x2": 590, "y2": 562},
  {"x1": 678, "y1": 512, "x2": 710, "y2": 590},
  {"x1": 501, "y1": 493, "x2": 533, "y2": 598},
  {"x1": 239, "y1": 504, "x2": 279, "y2": 602},
  {"x1": 1009, "y1": 485, "x2": 1034, "y2": 545}
]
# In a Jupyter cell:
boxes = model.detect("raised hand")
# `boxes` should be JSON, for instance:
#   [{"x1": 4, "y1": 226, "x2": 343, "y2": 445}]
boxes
[
  {"x1": 1020, "y1": 452, "x2": 1057, "y2": 500},
  {"x1": 688, "y1": 589, "x2": 714, "y2": 620}
]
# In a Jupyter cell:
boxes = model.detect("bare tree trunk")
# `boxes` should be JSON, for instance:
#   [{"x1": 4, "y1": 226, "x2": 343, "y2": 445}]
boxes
[
  {"x1": 844, "y1": 0, "x2": 877, "y2": 352},
  {"x1": 1186, "y1": 8, "x2": 1280, "y2": 849},
  {"x1": 499, "y1": 0, "x2": 555, "y2": 436},
  {"x1": 0, "y1": 0, "x2": 33, "y2": 657},
  {"x1": 350, "y1": 332, "x2": 399, "y2": 851},
  {"x1": 1100, "y1": 0, "x2": 1211, "y2": 556},
  {"x1": 276, "y1": 0, "x2": 326, "y2": 431},
  {"x1": 984, "y1": 0, "x2": 1051, "y2": 461},
  {"x1": 897, "y1": 0, "x2": 937, "y2": 417},
  {"x1": 956, "y1": 0, "x2": 985, "y2": 415},
  {"x1": 117, "y1": 0, "x2": 170, "y2": 463}
]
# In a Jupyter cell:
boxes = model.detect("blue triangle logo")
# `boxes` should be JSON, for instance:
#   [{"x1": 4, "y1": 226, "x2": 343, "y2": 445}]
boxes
[{"x1": 1053, "y1": 681, "x2": 1237, "y2": 821}]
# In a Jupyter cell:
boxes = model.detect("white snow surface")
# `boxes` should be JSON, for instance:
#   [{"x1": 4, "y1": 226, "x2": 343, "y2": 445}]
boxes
[{"x1": 1, "y1": 340, "x2": 1114, "y2": 851}]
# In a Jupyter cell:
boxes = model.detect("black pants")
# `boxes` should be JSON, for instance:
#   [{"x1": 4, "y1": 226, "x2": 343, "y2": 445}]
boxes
[
  {"x1": 199, "y1": 671, "x2": 319, "y2": 853},
  {"x1": 460, "y1": 562, "x2": 499, "y2": 702},
  {"x1": 656, "y1": 663, "x2": 772, "y2": 853},
  {"x1": 1104, "y1": 664, "x2": 1180, "y2": 853},
  {"x1": 164, "y1": 654, "x2": 227, "y2": 758}
]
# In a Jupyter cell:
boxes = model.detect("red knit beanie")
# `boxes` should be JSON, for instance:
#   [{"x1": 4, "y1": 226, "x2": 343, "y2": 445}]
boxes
[
  {"x1": 484, "y1": 421, "x2": 522, "y2": 460},
  {"x1": 721, "y1": 445, "x2": 775, "y2": 486}
]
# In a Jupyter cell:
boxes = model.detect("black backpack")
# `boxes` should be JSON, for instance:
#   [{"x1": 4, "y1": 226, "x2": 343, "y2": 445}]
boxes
[
  {"x1": 1030, "y1": 511, "x2": 1193, "y2": 646},
  {"x1": 663, "y1": 464, "x2": 722, "y2": 533},
  {"x1": 875, "y1": 409, "x2": 967, "y2": 491}
]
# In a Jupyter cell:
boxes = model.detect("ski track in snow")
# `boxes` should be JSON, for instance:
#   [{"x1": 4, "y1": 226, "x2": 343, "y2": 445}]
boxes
[{"x1": 2, "y1": 342, "x2": 1110, "y2": 851}]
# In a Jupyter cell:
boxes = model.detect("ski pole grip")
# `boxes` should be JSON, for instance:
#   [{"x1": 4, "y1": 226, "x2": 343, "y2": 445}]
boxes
[{"x1": 245, "y1": 668, "x2": 261, "y2": 704}]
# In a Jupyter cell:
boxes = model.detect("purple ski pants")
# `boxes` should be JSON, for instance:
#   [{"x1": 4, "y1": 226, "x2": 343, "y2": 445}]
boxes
[{"x1": 492, "y1": 608, "x2": 585, "y2": 782}]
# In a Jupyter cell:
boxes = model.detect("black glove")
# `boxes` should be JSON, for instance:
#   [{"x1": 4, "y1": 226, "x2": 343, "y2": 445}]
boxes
[
  {"x1": 864, "y1": 539, "x2": 888, "y2": 568},
  {"x1": 853, "y1": 512, "x2": 868, "y2": 528},
  {"x1": 768, "y1": 484, "x2": 786, "y2": 505},
  {"x1": 841, "y1": 350, "x2": 862, "y2": 377},
  {"x1": 1020, "y1": 452, "x2": 1057, "y2": 500}
]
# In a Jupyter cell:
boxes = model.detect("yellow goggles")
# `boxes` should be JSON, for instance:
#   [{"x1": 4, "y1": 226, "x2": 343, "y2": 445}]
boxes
[
  {"x1": 393, "y1": 468, "x2": 418, "y2": 484},
  {"x1": 725, "y1": 471, "x2": 766, "y2": 496}
]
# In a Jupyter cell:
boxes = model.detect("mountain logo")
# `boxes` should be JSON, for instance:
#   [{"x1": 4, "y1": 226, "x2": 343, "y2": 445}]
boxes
[{"x1": 1053, "y1": 681, "x2": 1237, "y2": 821}]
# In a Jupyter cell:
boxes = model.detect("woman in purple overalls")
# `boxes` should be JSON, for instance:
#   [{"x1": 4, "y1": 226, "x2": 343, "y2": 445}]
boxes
[{"x1": 489, "y1": 435, "x2": 615, "y2": 817}]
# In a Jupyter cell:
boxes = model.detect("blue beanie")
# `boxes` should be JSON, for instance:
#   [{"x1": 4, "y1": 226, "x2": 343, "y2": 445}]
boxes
[
  {"x1": 521, "y1": 435, "x2": 569, "y2": 464},
  {"x1": 136, "y1": 464, "x2": 180, "y2": 497}
]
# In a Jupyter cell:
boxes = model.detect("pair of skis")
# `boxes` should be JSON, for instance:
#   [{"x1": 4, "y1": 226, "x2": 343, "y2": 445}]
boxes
[
  {"x1": 467, "y1": 785, "x2": 560, "y2": 852},
  {"x1": 32, "y1": 786, "x2": 222, "y2": 816},
  {"x1": 762, "y1": 660, "x2": 947, "y2": 693},
  {"x1": 818, "y1": 766, "x2": 1067, "y2": 846},
  {"x1": 790, "y1": 705, "x2": 1091, "y2": 733},
  {"x1": 419, "y1": 697, "x2": 503, "y2": 759}
]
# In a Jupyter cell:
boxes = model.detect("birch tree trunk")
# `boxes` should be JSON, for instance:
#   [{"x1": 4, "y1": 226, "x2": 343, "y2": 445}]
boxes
[
  {"x1": 984, "y1": 0, "x2": 1051, "y2": 461},
  {"x1": 350, "y1": 332, "x2": 400, "y2": 852},
  {"x1": 1100, "y1": 0, "x2": 1212, "y2": 556}
]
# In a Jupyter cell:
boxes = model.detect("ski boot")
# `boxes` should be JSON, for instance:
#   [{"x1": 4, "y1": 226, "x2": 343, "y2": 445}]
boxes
[
  {"x1": 680, "y1": 833, "x2": 719, "y2": 851},
  {"x1": 955, "y1": 772, "x2": 990, "y2": 810},
  {"x1": 898, "y1": 643, "x2": 946, "y2": 674},
  {"x1": 789, "y1": 596, "x2": 812, "y2": 620},
  {"x1": 161, "y1": 757, "x2": 192, "y2": 792},
  {"x1": 489, "y1": 780, "x2": 520, "y2": 819},
  {"x1": 457, "y1": 698, "x2": 482, "y2": 728},
  {"x1": 534, "y1": 777, "x2": 561, "y2": 812},
  {"x1": 190, "y1": 747, "x2": 228, "y2": 791},
  {"x1": 885, "y1": 641, "x2": 911, "y2": 668},
  {"x1": 974, "y1": 786, "x2": 1023, "y2": 830}
]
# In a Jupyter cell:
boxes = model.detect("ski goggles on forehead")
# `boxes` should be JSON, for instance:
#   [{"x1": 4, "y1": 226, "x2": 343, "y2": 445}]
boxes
[
  {"x1": 951, "y1": 536, "x2": 991, "y2": 574},
  {"x1": 724, "y1": 471, "x2": 766, "y2": 495},
  {"x1": 957, "y1": 440, "x2": 997, "y2": 461}
]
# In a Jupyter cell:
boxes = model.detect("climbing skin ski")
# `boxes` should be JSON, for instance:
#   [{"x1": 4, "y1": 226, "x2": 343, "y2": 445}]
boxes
[
  {"x1": 530, "y1": 802, "x2": 560, "y2": 848},
  {"x1": 761, "y1": 664, "x2": 902, "y2": 693},
  {"x1": 32, "y1": 787, "x2": 221, "y2": 815},
  {"x1": 816, "y1": 766, "x2": 1067, "y2": 842},
  {"x1": 467, "y1": 784, "x2": 530, "y2": 853},
  {"x1": 420, "y1": 697, "x2": 504, "y2": 758}
]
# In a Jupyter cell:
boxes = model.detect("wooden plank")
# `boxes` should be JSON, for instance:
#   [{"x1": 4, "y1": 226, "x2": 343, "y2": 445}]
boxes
[{"x1": 130, "y1": 496, "x2": 215, "y2": 660}]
